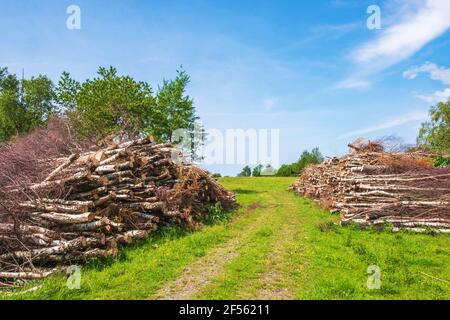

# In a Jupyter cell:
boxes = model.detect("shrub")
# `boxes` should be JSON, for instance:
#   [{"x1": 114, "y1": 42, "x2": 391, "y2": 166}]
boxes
[
  {"x1": 277, "y1": 148, "x2": 324, "y2": 176},
  {"x1": 433, "y1": 156, "x2": 450, "y2": 167},
  {"x1": 418, "y1": 101, "x2": 449, "y2": 153}
]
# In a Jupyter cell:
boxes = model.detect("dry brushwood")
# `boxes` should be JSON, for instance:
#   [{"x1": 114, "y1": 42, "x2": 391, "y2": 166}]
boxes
[
  {"x1": 0, "y1": 137, "x2": 236, "y2": 284},
  {"x1": 291, "y1": 140, "x2": 450, "y2": 233}
]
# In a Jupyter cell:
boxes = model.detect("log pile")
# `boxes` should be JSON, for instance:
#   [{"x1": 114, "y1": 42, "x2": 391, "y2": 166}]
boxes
[
  {"x1": 0, "y1": 137, "x2": 236, "y2": 283},
  {"x1": 291, "y1": 141, "x2": 450, "y2": 233}
]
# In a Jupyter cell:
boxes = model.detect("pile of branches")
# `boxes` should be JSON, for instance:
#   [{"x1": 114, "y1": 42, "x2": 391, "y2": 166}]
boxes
[
  {"x1": 291, "y1": 140, "x2": 450, "y2": 233},
  {"x1": 0, "y1": 136, "x2": 235, "y2": 284}
]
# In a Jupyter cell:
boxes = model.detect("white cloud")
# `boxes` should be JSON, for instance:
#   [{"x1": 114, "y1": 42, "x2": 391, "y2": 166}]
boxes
[
  {"x1": 339, "y1": 0, "x2": 450, "y2": 89},
  {"x1": 403, "y1": 62, "x2": 450, "y2": 84},
  {"x1": 415, "y1": 88, "x2": 450, "y2": 103},
  {"x1": 338, "y1": 112, "x2": 428, "y2": 139},
  {"x1": 354, "y1": 0, "x2": 450, "y2": 66},
  {"x1": 404, "y1": 62, "x2": 450, "y2": 103}
]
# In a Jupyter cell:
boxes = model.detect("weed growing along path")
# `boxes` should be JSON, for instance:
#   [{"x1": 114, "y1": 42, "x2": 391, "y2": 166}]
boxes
[{"x1": 3, "y1": 178, "x2": 450, "y2": 300}]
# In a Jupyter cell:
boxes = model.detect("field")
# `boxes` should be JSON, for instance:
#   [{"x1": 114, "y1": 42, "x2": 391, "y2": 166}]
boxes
[{"x1": 3, "y1": 177, "x2": 450, "y2": 300}]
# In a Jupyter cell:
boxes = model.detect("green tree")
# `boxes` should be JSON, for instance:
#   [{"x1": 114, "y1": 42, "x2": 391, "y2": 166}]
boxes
[
  {"x1": 238, "y1": 165, "x2": 252, "y2": 177},
  {"x1": 0, "y1": 69, "x2": 56, "y2": 142},
  {"x1": 55, "y1": 71, "x2": 81, "y2": 112},
  {"x1": 148, "y1": 68, "x2": 204, "y2": 161},
  {"x1": 0, "y1": 72, "x2": 23, "y2": 142},
  {"x1": 0, "y1": 66, "x2": 202, "y2": 149},
  {"x1": 296, "y1": 148, "x2": 323, "y2": 170},
  {"x1": 57, "y1": 66, "x2": 202, "y2": 151},
  {"x1": 0, "y1": 67, "x2": 8, "y2": 86},
  {"x1": 276, "y1": 148, "x2": 324, "y2": 176},
  {"x1": 71, "y1": 66, "x2": 155, "y2": 140},
  {"x1": 310, "y1": 147, "x2": 324, "y2": 163},
  {"x1": 252, "y1": 164, "x2": 263, "y2": 177},
  {"x1": 418, "y1": 101, "x2": 450, "y2": 153},
  {"x1": 276, "y1": 164, "x2": 295, "y2": 177},
  {"x1": 150, "y1": 69, "x2": 199, "y2": 141},
  {"x1": 21, "y1": 75, "x2": 57, "y2": 129}
]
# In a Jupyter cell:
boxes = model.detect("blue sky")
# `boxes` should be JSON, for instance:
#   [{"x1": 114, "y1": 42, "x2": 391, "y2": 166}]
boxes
[{"x1": 1, "y1": 0, "x2": 449, "y2": 175}]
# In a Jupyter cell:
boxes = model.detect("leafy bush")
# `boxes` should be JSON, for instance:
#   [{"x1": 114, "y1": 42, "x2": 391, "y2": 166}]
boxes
[
  {"x1": 237, "y1": 165, "x2": 252, "y2": 177},
  {"x1": 418, "y1": 101, "x2": 449, "y2": 153},
  {"x1": 0, "y1": 68, "x2": 57, "y2": 143},
  {"x1": 433, "y1": 156, "x2": 450, "y2": 167},
  {"x1": 277, "y1": 147, "x2": 324, "y2": 176},
  {"x1": 60, "y1": 67, "x2": 155, "y2": 140},
  {"x1": 1, "y1": 66, "x2": 201, "y2": 155},
  {"x1": 252, "y1": 164, "x2": 263, "y2": 177},
  {"x1": 204, "y1": 202, "x2": 226, "y2": 224}
]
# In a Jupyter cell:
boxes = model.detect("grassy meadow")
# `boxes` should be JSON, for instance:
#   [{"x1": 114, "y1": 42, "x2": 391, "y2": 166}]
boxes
[{"x1": 2, "y1": 177, "x2": 449, "y2": 300}]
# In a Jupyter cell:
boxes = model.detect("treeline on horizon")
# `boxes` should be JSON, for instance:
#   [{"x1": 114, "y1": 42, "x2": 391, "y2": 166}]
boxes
[
  {"x1": 0, "y1": 65, "x2": 448, "y2": 170},
  {"x1": 236, "y1": 147, "x2": 324, "y2": 177},
  {"x1": 0, "y1": 66, "x2": 199, "y2": 149},
  {"x1": 236, "y1": 100, "x2": 450, "y2": 176}
]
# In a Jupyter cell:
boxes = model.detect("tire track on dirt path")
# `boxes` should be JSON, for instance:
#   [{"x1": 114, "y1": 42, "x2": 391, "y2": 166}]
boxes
[
  {"x1": 152, "y1": 202, "x2": 275, "y2": 300},
  {"x1": 238, "y1": 198, "x2": 308, "y2": 300}
]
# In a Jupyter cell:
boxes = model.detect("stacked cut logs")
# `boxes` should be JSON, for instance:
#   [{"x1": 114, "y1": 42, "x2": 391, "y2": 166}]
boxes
[
  {"x1": 0, "y1": 138, "x2": 236, "y2": 283},
  {"x1": 291, "y1": 143, "x2": 450, "y2": 233}
]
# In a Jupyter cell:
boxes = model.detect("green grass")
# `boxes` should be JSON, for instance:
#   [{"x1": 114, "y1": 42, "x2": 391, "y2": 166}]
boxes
[
  {"x1": 2, "y1": 177, "x2": 449, "y2": 300},
  {"x1": 295, "y1": 199, "x2": 450, "y2": 300}
]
